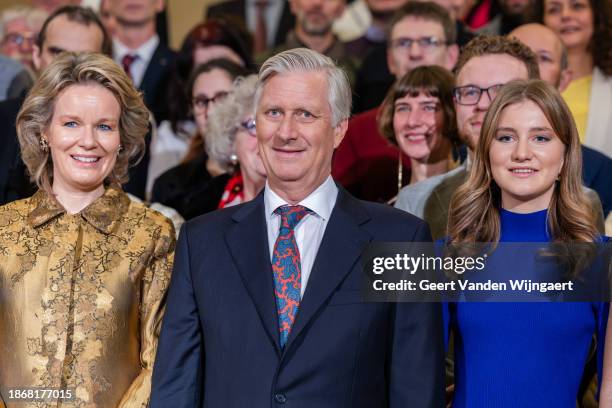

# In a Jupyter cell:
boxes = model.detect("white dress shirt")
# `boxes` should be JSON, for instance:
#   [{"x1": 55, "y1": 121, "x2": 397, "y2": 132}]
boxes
[
  {"x1": 264, "y1": 176, "x2": 338, "y2": 298},
  {"x1": 113, "y1": 35, "x2": 159, "y2": 88},
  {"x1": 245, "y1": 0, "x2": 285, "y2": 47}
]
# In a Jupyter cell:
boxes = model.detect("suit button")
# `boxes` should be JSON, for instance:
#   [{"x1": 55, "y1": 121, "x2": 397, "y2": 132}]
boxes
[{"x1": 274, "y1": 393, "x2": 287, "y2": 404}]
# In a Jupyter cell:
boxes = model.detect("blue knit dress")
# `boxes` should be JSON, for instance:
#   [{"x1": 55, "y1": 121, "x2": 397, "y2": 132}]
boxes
[{"x1": 448, "y1": 209, "x2": 608, "y2": 407}]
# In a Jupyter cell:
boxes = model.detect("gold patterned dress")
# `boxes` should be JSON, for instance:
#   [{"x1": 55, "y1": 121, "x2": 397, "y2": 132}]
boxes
[{"x1": 0, "y1": 186, "x2": 175, "y2": 408}]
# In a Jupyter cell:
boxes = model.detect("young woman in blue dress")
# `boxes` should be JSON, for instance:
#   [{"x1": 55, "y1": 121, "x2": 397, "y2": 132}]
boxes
[{"x1": 445, "y1": 78, "x2": 606, "y2": 407}]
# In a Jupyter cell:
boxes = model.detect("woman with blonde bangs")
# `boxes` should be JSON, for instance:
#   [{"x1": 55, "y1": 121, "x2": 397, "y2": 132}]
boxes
[
  {"x1": 445, "y1": 79, "x2": 607, "y2": 407},
  {"x1": 0, "y1": 52, "x2": 175, "y2": 407}
]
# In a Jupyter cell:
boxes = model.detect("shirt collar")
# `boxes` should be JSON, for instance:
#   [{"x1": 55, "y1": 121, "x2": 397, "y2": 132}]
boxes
[
  {"x1": 27, "y1": 185, "x2": 131, "y2": 234},
  {"x1": 264, "y1": 175, "x2": 338, "y2": 221},
  {"x1": 113, "y1": 34, "x2": 159, "y2": 63}
]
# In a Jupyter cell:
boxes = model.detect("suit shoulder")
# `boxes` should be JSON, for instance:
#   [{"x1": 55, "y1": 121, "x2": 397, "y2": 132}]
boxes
[
  {"x1": 357, "y1": 199, "x2": 426, "y2": 227},
  {"x1": 182, "y1": 202, "x2": 248, "y2": 235}
]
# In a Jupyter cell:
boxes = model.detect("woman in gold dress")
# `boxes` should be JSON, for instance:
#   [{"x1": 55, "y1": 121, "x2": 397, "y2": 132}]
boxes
[{"x1": 0, "y1": 52, "x2": 175, "y2": 407}]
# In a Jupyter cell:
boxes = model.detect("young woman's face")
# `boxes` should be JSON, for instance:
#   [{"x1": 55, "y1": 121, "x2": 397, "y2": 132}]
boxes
[
  {"x1": 543, "y1": 0, "x2": 594, "y2": 51},
  {"x1": 392, "y1": 92, "x2": 450, "y2": 162},
  {"x1": 489, "y1": 100, "x2": 566, "y2": 213},
  {"x1": 192, "y1": 68, "x2": 234, "y2": 135}
]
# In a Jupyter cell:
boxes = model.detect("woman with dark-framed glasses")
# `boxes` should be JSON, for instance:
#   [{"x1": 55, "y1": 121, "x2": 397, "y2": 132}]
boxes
[
  {"x1": 179, "y1": 74, "x2": 266, "y2": 219},
  {"x1": 151, "y1": 58, "x2": 249, "y2": 218}
]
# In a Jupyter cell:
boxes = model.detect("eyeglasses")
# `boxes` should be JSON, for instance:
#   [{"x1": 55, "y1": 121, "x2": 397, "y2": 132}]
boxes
[
  {"x1": 453, "y1": 84, "x2": 505, "y2": 105},
  {"x1": 240, "y1": 118, "x2": 256, "y2": 136},
  {"x1": 2, "y1": 32, "x2": 36, "y2": 48},
  {"x1": 390, "y1": 36, "x2": 447, "y2": 51},
  {"x1": 192, "y1": 91, "x2": 229, "y2": 110}
]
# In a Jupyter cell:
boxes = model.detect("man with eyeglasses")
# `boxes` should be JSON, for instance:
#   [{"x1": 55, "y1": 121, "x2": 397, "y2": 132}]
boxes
[
  {"x1": 332, "y1": 1, "x2": 458, "y2": 203},
  {"x1": 395, "y1": 35, "x2": 606, "y2": 239},
  {"x1": 0, "y1": 6, "x2": 47, "y2": 71}
]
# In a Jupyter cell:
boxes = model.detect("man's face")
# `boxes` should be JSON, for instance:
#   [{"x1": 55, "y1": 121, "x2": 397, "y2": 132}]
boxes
[
  {"x1": 454, "y1": 54, "x2": 528, "y2": 151},
  {"x1": 33, "y1": 15, "x2": 104, "y2": 72},
  {"x1": 290, "y1": 0, "x2": 345, "y2": 36},
  {"x1": 387, "y1": 16, "x2": 458, "y2": 79},
  {"x1": 256, "y1": 71, "x2": 347, "y2": 201},
  {"x1": 110, "y1": 0, "x2": 163, "y2": 26},
  {"x1": 510, "y1": 24, "x2": 566, "y2": 88},
  {"x1": 1, "y1": 17, "x2": 37, "y2": 69}
]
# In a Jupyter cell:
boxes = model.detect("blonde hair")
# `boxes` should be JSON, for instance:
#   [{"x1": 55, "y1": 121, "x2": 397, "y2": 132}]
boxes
[
  {"x1": 17, "y1": 52, "x2": 150, "y2": 194},
  {"x1": 448, "y1": 79, "x2": 598, "y2": 244}
]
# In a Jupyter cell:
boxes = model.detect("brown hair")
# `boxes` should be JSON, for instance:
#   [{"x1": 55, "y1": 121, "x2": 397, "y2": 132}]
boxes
[
  {"x1": 454, "y1": 35, "x2": 540, "y2": 80},
  {"x1": 529, "y1": 0, "x2": 612, "y2": 75},
  {"x1": 448, "y1": 79, "x2": 598, "y2": 245},
  {"x1": 388, "y1": 1, "x2": 457, "y2": 45},
  {"x1": 17, "y1": 52, "x2": 149, "y2": 194},
  {"x1": 37, "y1": 5, "x2": 111, "y2": 56},
  {"x1": 378, "y1": 65, "x2": 458, "y2": 147}
]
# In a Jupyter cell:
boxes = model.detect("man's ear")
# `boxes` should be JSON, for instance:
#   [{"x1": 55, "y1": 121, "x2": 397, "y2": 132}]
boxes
[
  {"x1": 32, "y1": 44, "x2": 42, "y2": 72},
  {"x1": 446, "y1": 44, "x2": 459, "y2": 71},
  {"x1": 333, "y1": 118, "x2": 349, "y2": 149},
  {"x1": 558, "y1": 68, "x2": 572, "y2": 93},
  {"x1": 156, "y1": 0, "x2": 165, "y2": 13}
]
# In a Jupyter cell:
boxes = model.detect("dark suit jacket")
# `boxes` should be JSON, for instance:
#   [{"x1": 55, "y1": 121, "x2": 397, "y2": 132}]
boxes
[
  {"x1": 140, "y1": 43, "x2": 177, "y2": 123},
  {"x1": 151, "y1": 186, "x2": 445, "y2": 407},
  {"x1": 207, "y1": 0, "x2": 295, "y2": 48}
]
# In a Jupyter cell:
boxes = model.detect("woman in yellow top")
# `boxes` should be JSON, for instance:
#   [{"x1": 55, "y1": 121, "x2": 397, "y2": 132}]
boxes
[
  {"x1": 0, "y1": 52, "x2": 175, "y2": 407},
  {"x1": 532, "y1": 0, "x2": 612, "y2": 157}
]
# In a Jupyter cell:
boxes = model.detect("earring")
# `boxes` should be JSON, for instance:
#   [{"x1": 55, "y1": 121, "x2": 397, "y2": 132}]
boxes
[
  {"x1": 39, "y1": 137, "x2": 48, "y2": 152},
  {"x1": 118, "y1": 144, "x2": 124, "y2": 154},
  {"x1": 229, "y1": 153, "x2": 238, "y2": 166}
]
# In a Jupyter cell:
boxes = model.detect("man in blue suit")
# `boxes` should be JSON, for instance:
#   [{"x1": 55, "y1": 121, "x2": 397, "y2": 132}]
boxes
[{"x1": 150, "y1": 48, "x2": 444, "y2": 408}]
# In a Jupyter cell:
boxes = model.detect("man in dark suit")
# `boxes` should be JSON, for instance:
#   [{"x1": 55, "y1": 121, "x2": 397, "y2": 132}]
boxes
[
  {"x1": 151, "y1": 48, "x2": 444, "y2": 407},
  {"x1": 109, "y1": 0, "x2": 176, "y2": 123},
  {"x1": 207, "y1": 0, "x2": 295, "y2": 52}
]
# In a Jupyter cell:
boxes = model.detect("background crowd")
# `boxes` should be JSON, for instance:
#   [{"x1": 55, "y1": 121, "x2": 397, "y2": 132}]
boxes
[{"x1": 0, "y1": 0, "x2": 612, "y2": 406}]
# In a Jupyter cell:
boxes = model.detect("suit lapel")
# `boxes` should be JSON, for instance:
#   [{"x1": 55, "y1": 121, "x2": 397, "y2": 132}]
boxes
[
  {"x1": 283, "y1": 189, "x2": 372, "y2": 353},
  {"x1": 140, "y1": 44, "x2": 170, "y2": 105},
  {"x1": 225, "y1": 196, "x2": 281, "y2": 355}
]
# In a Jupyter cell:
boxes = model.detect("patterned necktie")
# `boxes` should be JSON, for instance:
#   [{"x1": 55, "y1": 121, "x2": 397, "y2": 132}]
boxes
[
  {"x1": 271, "y1": 205, "x2": 310, "y2": 348},
  {"x1": 121, "y1": 54, "x2": 137, "y2": 81}
]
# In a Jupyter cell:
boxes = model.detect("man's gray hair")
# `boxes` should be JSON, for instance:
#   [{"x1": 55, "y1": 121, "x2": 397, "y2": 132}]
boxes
[
  {"x1": 255, "y1": 48, "x2": 352, "y2": 126},
  {"x1": 206, "y1": 74, "x2": 258, "y2": 170}
]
